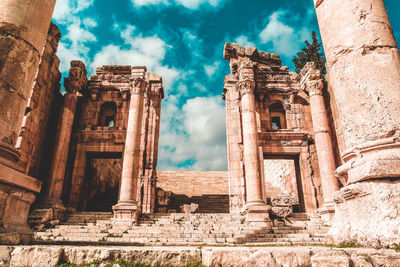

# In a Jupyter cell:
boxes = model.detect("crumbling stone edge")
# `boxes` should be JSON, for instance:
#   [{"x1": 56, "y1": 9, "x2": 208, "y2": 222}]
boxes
[{"x1": 0, "y1": 245, "x2": 400, "y2": 267}]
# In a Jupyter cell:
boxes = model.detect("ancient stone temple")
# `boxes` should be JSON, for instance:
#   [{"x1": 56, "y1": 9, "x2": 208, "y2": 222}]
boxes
[
  {"x1": 223, "y1": 45, "x2": 325, "y2": 217},
  {"x1": 1, "y1": 0, "x2": 400, "y2": 265}
]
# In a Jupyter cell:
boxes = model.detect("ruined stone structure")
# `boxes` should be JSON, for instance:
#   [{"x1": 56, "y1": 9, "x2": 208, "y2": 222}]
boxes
[
  {"x1": 223, "y1": 45, "x2": 326, "y2": 222},
  {"x1": 0, "y1": 0, "x2": 400, "y2": 265}
]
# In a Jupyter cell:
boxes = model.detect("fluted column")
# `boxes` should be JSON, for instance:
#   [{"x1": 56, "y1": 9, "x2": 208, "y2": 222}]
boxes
[
  {"x1": 43, "y1": 61, "x2": 87, "y2": 212},
  {"x1": 238, "y1": 61, "x2": 271, "y2": 225},
  {"x1": 301, "y1": 63, "x2": 339, "y2": 221},
  {"x1": 113, "y1": 74, "x2": 147, "y2": 222},
  {"x1": 0, "y1": 0, "x2": 56, "y2": 163}
]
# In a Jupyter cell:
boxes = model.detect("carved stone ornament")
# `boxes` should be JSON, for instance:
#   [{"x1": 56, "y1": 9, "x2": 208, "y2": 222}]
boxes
[
  {"x1": 64, "y1": 61, "x2": 88, "y2": 93},
  {"x1": 149, "y1": 84, "x2": 163, "y2": 98},
  {"x1": 307, "y1": 80, "x2": 324, "y2": 97},
  {"x1": 239, "y1": 59, "x2": 253, "y2": 70},
  {"x1": 238, "y1": 79, "x2": 255, "y2": 96},
  {"x1": 131, "y1": 78, "x2": 146, "y2": 94}
]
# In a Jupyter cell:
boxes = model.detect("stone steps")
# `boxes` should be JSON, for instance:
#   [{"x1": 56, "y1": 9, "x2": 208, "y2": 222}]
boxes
[
  {"x1": 61, "y1": 212, "x2": 113, "y2": 225},
  {"x1": 34, "y1": 212, "x2": 329, "y2": 246}
]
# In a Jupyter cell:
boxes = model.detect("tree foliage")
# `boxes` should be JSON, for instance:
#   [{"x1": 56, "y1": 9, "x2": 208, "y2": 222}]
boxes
[{"x1": 292, "y1": 31, "x2": 326, "y2": 76}]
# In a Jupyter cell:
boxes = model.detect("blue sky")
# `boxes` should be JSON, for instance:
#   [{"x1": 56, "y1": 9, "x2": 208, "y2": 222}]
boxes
[{"x1": 52, "y1": 0, "x2": 400, "y2": 171}]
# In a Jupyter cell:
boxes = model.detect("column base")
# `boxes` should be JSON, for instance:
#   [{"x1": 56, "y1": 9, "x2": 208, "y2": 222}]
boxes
[
  {"x1": 327, "y1": 179, "x2": 400, "y2": 248},
  {"x1": 112, "y1": 202, "x2": 139, "y2": 226},
  {"x1": 245, "y1": 202, "x2": 272, "y2": 228},
  {"x1": 29, "y1": 198, "x2": 66, "y2": 225},
  {"x1": 318, "y1": 201, "x2": 335, "y2": 224}
]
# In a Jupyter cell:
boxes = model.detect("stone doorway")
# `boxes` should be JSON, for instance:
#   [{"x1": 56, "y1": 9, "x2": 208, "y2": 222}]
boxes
[
  {"x1": 81, "y1": 152, "x2": 122, "y2": 212},
  {"x1": 263, "y1": 155, "x2": 305, "y2": 212}
]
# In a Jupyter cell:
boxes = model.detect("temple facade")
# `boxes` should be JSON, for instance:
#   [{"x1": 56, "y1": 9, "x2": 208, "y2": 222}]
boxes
[{"x1": 0, "y1": 0, "x2": 399, "y2": 252}]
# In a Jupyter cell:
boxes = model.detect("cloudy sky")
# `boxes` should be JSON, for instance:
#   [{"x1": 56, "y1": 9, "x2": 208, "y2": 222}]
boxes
[{"x1": 52, "y1": 0, "x2": 400, "y2": 171}]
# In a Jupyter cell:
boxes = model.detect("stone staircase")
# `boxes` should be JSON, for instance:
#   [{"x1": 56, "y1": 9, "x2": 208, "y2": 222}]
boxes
[
  {"x1": 33, "y1": 212, "x2": 329, "y2": 246},
  {"x1": 60, "y1": 212, "x2": 113, "y2": 225}
]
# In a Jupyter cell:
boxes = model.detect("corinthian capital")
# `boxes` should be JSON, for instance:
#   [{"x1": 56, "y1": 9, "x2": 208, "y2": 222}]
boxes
[
  {"x1": 238, "y1": 78, "x2": 255, "y2": 96},
  {"x1": 64, "y1": 61, "x2": 87, "y2": 93},
  {"x1": 149, "y1": 83, "x2": 164, "y2": 98},
  {"x1": 131, "y1": 78, "x2": 147, "y2": 94},
  {"x1": 307, "y1": 80, "x2": 324, "y2": 97}
]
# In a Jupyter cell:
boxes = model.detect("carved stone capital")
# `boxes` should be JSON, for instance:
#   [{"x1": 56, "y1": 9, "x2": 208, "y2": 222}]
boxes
[
  {"x1": 131, "y1": 78, "x2": 147, "y2": 94},
  {"x1": 64, "y1": 61, "x2": 88, "y2": 93},
  {"x1": 238, "y1": 79, "x2": 255, "y2": 96},
  {"x1": 149, "y1": 83, "x2": 164, "y2": 99},
  {"x1": 307, "y1": 80, "x2": 324, "y2": 97}
]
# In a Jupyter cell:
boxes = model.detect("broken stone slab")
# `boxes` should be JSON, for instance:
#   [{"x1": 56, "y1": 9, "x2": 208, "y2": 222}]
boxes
[
  {"x1": 271, "y1": 193, "x2": 296, "y2": 207},
  {"x1": 271, "y1": 206, "x2": 292, "y2": 218},
  {"x1": 270, "y1": 193, "x2": 296, "y2": 219}
]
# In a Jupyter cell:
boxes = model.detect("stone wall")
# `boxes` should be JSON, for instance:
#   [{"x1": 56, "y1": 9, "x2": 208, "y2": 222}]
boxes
[
  {"x1": 157, "y1": 171, "x2": 229, "y2": 213},
  {"x1": 157, "y1": 171, "x2": 229, "y2": 197},
  {"x1": 263, "y1": 159, "x2": 298, "y2": 200}
]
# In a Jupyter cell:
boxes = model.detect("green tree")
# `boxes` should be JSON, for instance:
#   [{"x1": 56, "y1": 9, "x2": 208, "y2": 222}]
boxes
[{"x1": 292, "y1": 31, "x2": 326, "y2": 76}]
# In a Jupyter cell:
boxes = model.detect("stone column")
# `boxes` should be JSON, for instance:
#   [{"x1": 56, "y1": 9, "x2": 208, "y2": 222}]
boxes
[
  {"x1": 0, "y1": 0, "x2": 56, "y2": 163},
  {"x1": 42, "y1": 61, "x2": 87, "y2": 217},
  {"x1": 301, "y1": 62, "x2": 339, "y2": 221},
  {"x1": 224, "y1": 76, "x2": 246, "y2": 213},
  {"x1": 238, "y1": 60, "x2": 271, "y2": 225},
  {"x1": 113, "y1": 68, "x2": 147, "y2": 223},
  {"x1": 141, "y1": 74, "x2": 163, "y2": 214},
  {"x1": 314, "y1": 0, "x2": 400, "y2": 246}
]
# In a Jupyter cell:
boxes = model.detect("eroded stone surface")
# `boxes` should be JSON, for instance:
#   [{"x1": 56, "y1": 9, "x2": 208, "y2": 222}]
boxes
[
  {"x1": 1, "y1": 246, "x2": 400, "y2": 267},
  {"x1": 328, "y1": 180, "x2": 400, "y2": 247},
  {"x1": 10, "y1": 246, "x2": 63, "y2": 267}
]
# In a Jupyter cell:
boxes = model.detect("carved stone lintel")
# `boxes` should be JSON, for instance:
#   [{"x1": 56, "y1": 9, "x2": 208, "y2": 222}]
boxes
[{"x1": 64, "y1": 61, "x2": 88, "y2": 93}]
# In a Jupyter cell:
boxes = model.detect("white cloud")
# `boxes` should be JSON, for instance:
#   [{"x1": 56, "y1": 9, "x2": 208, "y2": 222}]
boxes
[
  {"x1": 91, "y1": 25, "x2": 180, "y2": 94},
  {"x1": 53, "y1": 0, "x2": 95, "y2": 23},
  {"x1": 231, "y1": 9, "x2": 313, "y2": 59},
  {"x1": 259, "y1": 10, "x2": 311, "y2": 57},
  {"x1": 131, "y1": 0, "x2": 226, "y2": 9},
  {"x1": 259, "y1": 11, "x2": 297, "y2": 56},
  {"x1": 234, "y1": 35, "x2": 256, "y2": 48},
  {"x1": 158, "y1": 96, "x2": 227, "y2": 171},
  {"x1": 204, "y1": 61, "x2": 221, "y2": 78},
  {"x1": 52, "y1": 0, "x2": 97, "y2": 73}
]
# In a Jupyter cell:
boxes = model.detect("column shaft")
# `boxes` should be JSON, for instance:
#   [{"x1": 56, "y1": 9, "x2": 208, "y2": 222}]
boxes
[
  {"x1": 314, "y1": 0, "x2": 400, "y2": 183},
  {"x1": 46, "y1": 93, "x2": 78, "y2": 202},
  {"x1": 118, "y1": 89, "x2": 145, "y2": 205},
  {"x1": 309, "y1": 87, "x2": 339, "y2": 203},
  {"x1": 43, "y1": 61, "x2": 87, "y2": 210},
  {"x1": 241, "y1": 92, "x2": 264, "y2": 206},
  {"x1": 0, "y1": 0, "x2": 56, "y2": 160}
]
